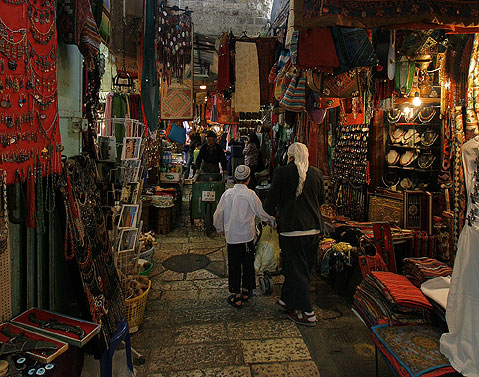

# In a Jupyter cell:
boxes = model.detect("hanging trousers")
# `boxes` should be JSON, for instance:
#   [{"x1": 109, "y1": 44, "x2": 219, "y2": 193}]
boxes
[
  {"x1": 279, "y1": 234, "x2": 320, "y2": 312},
  {"x1": 227, "y1": 241, "x2": 256, "y2": 294}
]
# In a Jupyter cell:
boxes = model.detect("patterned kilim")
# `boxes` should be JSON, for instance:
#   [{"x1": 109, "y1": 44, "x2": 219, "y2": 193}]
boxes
[
  {"x1": 161, "y1": 85, "x2": 194, "y2": 120},
  {"x1": 294, "y1": 0, "x2": 479, "y2": 30},
  {"x1": 372, "y1": 324, "x2": 454, "y2": 377}
]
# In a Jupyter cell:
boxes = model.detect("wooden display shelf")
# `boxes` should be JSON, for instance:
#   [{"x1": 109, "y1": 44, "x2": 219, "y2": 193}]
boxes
[
  {"x1": 388, "y1": 144, "x2": 440, "y2": 150},
  {"x1": 394, "y1": 97, "x2": 441, "y2": 105},
  {"x1": 387, "y1": 166, "x2": 440, "y2": 173}
]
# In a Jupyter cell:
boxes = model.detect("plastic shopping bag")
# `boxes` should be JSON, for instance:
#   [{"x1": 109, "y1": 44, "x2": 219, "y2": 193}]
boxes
[{"x1": 254, "y1": 225, "x2": 280, "y2": 273}]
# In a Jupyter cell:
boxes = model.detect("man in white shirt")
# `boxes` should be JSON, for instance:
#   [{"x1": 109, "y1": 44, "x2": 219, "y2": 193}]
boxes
[{"x1": 213, "y1": 165, "x2": 275, "y2": 309}]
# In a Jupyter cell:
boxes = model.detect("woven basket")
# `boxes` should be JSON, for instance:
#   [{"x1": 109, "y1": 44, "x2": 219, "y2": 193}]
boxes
[
  {"x1": 139, "y1": 246, "x2": 154, "y2": 263},
  {"x1": 125, "y1": 280, "x2": 151, "y2": 333}
]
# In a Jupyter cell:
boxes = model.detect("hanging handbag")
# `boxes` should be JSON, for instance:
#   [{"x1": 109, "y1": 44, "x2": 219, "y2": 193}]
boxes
[
  {"x1": 279, "y1": 71, "x2": 307, "y2": 112},
  {"x1": 331, "y1": 27, "x2": 379, "y2": 74},
  {"x1": 320, "y1": 70, "x2": 360, "y2": 98},
  {"x1": 274, "y1": 59, "x2": 292, "y2": 101},
  {"x1": 306, "y1": 92, "x2": 327, "y2": 124},
  {"x1": 167, "y1": 122, "x2": 186, "y2": 144}
]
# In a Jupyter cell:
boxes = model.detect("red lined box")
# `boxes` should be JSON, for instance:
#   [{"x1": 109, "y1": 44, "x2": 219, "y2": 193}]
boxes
[
  {"x1": 12, "y1": 308, "x2": 100, "y2": 348},
  {"x1": 0, "y1": 323, "x2": 68, "y2": 363}
]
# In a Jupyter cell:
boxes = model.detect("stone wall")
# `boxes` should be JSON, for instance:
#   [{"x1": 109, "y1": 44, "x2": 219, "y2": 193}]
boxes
[{"x1": 178, "y1": 0, "x2": 273, "y2": 37}]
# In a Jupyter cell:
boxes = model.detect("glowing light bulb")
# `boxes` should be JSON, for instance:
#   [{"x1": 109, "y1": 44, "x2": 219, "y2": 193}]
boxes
[
  {"x1": 199, "y1": 85, "x2": 207, "y2": 90},
  {"x1": 403, "y1": 106, "x2": 411, "y2": 115},
  {"x1": 413, "y1": 95, "x2": 422, "y2": 107}
]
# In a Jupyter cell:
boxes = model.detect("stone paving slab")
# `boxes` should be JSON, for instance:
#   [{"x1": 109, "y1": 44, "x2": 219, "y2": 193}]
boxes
[
  {"x1": 157, "y1": 270, "x2": 186, "y2": 282},
  {"x1": 227, "y1": 320, "x2": 301, "y2": 340},
  {"x1": 149, "y1": 343, "x2": 243, "y2": 373},
  {"x1": 251, "y1": 360, "x2": 321, "y2": 377},
  {"x1": 241, "y1": 338, "x2": 311, "y2": 364},
  {"x1": 173, "y1": 323, "x2": 228, "y2": 344},
  {"x1": 167, "y1": 366, "x2": 251, "y2": 377},
  {"x1": 186, "y1": 269, "x2": 220, "y2": 280}
]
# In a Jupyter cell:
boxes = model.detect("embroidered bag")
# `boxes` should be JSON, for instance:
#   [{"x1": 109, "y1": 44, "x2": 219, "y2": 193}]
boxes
[{"x1": 280, "y1": 71, "x2": 307, "y2": 112}]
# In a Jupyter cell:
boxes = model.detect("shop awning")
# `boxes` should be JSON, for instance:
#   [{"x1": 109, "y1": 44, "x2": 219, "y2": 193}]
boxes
[{"x1": 294, "y1": 0, "x2": 479, "y2": 32}]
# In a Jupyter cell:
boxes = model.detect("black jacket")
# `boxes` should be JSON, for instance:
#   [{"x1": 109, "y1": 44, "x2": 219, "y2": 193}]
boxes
[
  {"x1": 195, "y1": 143, "x2": 227, "y2": 171},
  {"x1": 264, "y1": 163, "x2": 325, "y2": 233}
]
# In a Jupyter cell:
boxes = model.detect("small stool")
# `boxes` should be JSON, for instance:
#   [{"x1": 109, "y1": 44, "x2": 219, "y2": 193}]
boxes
[{"x1": 100, "y1": 318, "x2": 134, "y2": 377}]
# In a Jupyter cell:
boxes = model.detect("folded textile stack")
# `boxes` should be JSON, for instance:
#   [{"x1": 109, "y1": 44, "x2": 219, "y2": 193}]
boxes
[
  {"x1": 403, "y1": 257, "x2": 452, "y2": 287},
  {"x1": 353, "y1": 271, "x2": 433, "y2": 327},
  {"x1": 372, "y1": 324, "x2": 456, "y2": 377}
]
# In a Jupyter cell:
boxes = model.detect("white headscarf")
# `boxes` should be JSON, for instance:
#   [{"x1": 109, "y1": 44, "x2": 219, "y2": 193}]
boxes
[{"x1": 287, "y1": 142, "x2": 309, "y2": 198}]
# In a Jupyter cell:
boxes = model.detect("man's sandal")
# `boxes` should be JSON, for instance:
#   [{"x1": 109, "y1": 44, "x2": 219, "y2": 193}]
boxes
[{"x1": 227, "y1": 294, "x2": 243, "y2": 309}]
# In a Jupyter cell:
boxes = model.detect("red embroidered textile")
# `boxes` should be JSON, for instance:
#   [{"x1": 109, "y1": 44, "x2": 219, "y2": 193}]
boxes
[{"x1": 297, "y1": 28, "x2": 339, "y2": 73}]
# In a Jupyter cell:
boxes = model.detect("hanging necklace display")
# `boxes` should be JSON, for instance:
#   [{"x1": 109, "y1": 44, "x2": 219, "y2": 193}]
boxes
[
  {"x1": 382, "y1": 171, "x2": 400, "y2": 189},
  {"x1": 28, "y1": 43, "x2": 56, "y2": 72},
  {"x1": 387, "y1": 108, "x2": 402, "y2": 123},
  {"x1": 29, "y1": 91, "x2": 56, "y2": 109},
  {"x1": 386, "y1": 149, "x2": 400, "y2": 165},
  {"x1": 0, "y1": 18, "x2": 27, "y2": 71},
  {"x1": 29, "y1": 18, "x2": 55, "y2": 45},
  {"x1": 418, "y1": 153, "x2": 436, "y2": 169},
  {"x1": 399, "y1": 150, "x2": 418, "y2": 166},
  {"x1": 418, "y1": 107, "x2": 436, "y2": 123},
  {"x1": 402, "y1": 128, "x2": 420, "y2": 145},
  {"x1": 390, "y1": 128, "x2": 406, "y2": 144},
  {"x1": 157, "y1": 3, "x2": 193, "y2": 80},
  {"x1": 421, "y1": 129, "x2": 439, "y2": 147},
  {"x1": 27, "y1": 1, "x2": 55, "y2": 25},
  {"x1": 37, "y1": 112, "x2": 57, "y2": 143},
  {"x1": 0, "y1": 169, "x2": 8, "y2": 253},
  {"x1": 400, "y1": 177, "x2": 413, "y2": 190},
  {"x1": 29, "y1": 64, "x2": 56, "y2": 93},
  {"x1": 404, "y1": 107, "x2": 419, "y2": 122}
]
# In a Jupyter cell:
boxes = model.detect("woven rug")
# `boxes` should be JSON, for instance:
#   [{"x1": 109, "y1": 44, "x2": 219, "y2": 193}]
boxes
[
  {"x1": 372, "y1": 324, "x2": 452, "y2": 377},
  {"x1": 160, "y1": 82, "x2": 194, "y2": 120},
  {"x1": 234, "y1": 41, "x2": 260, "y2": 113}
]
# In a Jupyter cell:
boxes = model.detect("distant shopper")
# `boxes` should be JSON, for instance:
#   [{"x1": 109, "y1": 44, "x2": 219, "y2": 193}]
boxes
[
  {"x1": 230, "y1": 134, "x2": 245, "y2": 177},
  {"x1": 264, "y1": 142, "x2": 325, "y2": 326},
  {"x1": 213, "y1": 165, "x2": 275, "y2": 309},
  {"x1": 195, "y1": 131, "x2": 227, "y2": 175},
  {"x1": 243, "y1": 133, "x2": 261, "y2": 189}
]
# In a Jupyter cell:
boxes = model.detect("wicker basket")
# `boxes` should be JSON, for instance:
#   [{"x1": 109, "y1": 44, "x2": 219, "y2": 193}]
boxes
[
  {"x1": 125, "y1": 279, "x2": 151, "y2": 333},
  {"x1": 139, "y1": 246, "x2": 154, "y2": 263}
]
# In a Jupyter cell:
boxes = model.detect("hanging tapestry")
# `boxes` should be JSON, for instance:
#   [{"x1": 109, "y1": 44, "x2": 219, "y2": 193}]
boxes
[
  {"x1": 0, "y1": 0, "x2": 62, "y2": 185},
  {"x1": 294, "y1": 0, "x2": 479, "y2": 31},
  {"x1": 217, "y1": 32, "x2": 231, "y2": 92},
  {"x1": 235, "y1": 41, "x2": 261, "y2": 113},
  {"x1": 142, "y1": 0, "x2": 159, "y2": 129},
  {"x1": 255, "y1": 38, "x2": 280, "y2": 105},
  {"x1": 156, "y1": 6, "x2": 193, "y2": 82},
  {"x1": 160, "y1": 72, "x2": 194, "y2": 120},
  {"x1": 57, "y1": 0, "x2": 102, "y2": 58}
]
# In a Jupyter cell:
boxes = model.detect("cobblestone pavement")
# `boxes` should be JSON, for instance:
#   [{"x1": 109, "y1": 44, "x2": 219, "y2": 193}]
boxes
[{"x1": 131, "y1": 188, "x2": 392, "y2": 377}]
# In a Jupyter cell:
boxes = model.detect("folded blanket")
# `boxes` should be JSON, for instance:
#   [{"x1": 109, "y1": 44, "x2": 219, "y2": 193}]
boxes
[{"x1": 403, "y1": 257, "x2": 452, "y2": 287}]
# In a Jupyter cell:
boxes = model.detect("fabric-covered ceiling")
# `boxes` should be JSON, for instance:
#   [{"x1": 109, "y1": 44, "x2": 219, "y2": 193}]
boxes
[{"x1": 294, "y1": 0, "x2": 479, "y2": 32}]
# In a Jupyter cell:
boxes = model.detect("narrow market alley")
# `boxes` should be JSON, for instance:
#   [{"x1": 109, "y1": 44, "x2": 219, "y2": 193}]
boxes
[{"x1": 131, "y1": 188, "x2": 392, "y2": 377}]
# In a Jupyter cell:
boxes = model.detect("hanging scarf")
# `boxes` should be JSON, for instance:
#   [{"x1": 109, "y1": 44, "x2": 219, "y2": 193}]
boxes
[{"x1": 287, "y1": 142, "x2": 309, "y2": 197}]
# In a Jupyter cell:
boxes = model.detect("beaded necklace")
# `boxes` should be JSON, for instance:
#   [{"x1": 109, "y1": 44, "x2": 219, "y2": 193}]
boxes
[{"x1": 0, "y1": 170, "x2": 8, "y2": 248}]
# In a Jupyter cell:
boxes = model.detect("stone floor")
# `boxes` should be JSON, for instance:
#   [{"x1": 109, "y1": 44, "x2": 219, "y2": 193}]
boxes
[{"x1": 131, "y1": 189, "x2": 392, "y2": 377}]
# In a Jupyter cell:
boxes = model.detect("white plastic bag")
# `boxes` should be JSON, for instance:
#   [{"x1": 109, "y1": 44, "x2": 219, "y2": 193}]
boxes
[{"x1": 254, "y1": 225, "x2": 280, "y2": 273}]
